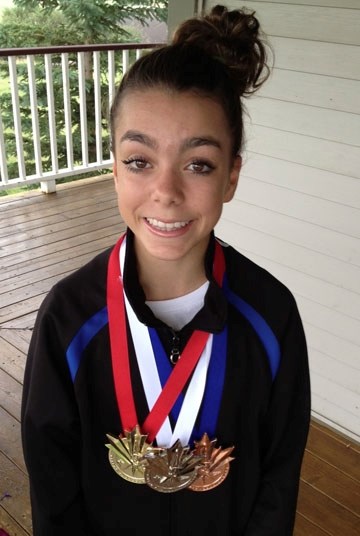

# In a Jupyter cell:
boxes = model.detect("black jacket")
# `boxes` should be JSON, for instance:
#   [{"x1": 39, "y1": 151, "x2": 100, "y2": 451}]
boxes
[{"x1": 21, "y1": 232, "x2": 310, "y2": 535}]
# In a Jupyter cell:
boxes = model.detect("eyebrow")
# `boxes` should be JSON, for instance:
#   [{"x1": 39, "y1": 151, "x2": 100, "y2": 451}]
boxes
[
  {"x1": 181, "y1": 136, "x2": 222, "y2": 151},
  {"x1": 120, "y1": 130, "x2": 222, "y2": 152},
  {"x1": 120, "y1": 130, "x2": 158, "y2": 150}
]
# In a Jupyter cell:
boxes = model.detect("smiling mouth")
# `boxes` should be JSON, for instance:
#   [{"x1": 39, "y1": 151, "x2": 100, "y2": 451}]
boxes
[{"x1": 145, "y1": 217, "x2": 190, "y2": 232}]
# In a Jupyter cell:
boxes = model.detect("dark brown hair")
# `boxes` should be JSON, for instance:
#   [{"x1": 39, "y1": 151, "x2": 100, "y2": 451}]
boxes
[{"x1": 110, "y1": 5, "x2": 270, "y2": 156}]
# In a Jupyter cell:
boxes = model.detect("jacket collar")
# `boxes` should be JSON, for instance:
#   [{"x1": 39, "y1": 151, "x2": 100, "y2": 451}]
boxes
[{"x1": 123, "y1": 229, "x2": 228, "y2": 335}]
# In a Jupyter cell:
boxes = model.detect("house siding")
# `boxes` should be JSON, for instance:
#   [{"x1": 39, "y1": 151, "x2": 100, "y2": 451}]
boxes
[{"x1": 168, "y1": 0, "x2": 360, "y2": 441}]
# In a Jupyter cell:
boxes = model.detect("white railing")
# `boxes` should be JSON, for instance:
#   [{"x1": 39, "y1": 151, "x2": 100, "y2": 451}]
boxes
[{"x1": 0, "y1": 43, "x2": 162, "y2": 193}]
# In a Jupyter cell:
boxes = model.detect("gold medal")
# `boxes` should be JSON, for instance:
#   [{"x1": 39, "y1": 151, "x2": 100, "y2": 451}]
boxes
[
  {"x1": 188, "y1": 433, "x2": 235, "y2": 492},
  {"x1": 144, "y1": 440, "x2": 202, "y2": 493},
  {"x1": 106, "y1": 425, "x2": 154, "y2": 484}
]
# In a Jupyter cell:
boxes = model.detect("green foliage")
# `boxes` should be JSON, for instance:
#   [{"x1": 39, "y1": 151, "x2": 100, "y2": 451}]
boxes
[
  {"x1": 0, "y1": 7, "x2": 80, "y2": 48},
  {"x1": 0, "y1": 1, "x2": 168, "y2": 182},
  {"x1": 13, "y1": 0, "x2": 168, "y2": 43}
]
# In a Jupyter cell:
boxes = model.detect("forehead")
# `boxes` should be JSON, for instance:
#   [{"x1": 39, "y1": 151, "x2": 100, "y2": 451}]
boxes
[{"x1": 114, "y1": 88, "x2": 231, "y2": 142}]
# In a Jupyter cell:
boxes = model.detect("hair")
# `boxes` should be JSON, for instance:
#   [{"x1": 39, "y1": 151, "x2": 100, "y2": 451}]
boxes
[{"x1": 110, "y1": 4, "x2": 270, "y2": 156}]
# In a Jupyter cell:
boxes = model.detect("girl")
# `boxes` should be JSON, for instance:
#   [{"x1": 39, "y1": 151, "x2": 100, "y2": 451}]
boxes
[{"x1": 22, "y1": 5, "x2": 310, "y2": 535}]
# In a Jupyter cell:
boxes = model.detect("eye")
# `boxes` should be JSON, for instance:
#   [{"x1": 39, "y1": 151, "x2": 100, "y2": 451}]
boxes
[
  {"x1": 186, "y1": 160, "x2": 215, "y2": 175},
  {"x1": 121, "y1": 157, "x2": 151, "y2": 172}
]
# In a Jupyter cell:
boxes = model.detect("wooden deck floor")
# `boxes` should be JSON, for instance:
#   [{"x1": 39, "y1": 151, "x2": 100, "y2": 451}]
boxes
[{"x1": 0, "y1": 175, "x2": 359, "y2": 535}]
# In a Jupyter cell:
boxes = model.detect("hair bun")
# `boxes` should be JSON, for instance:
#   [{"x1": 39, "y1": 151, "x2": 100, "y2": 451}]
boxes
[{"x1": 172, "y1": 4, "x2": 270, "y2": 96}]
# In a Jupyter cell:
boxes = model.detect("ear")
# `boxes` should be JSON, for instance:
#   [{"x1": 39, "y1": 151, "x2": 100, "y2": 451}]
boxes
[
  {"x1": 224, "y1": 155, "x2": 241, "y2": 203},
  {"x1": 113, "y1": 160, "x2": 119, "y2": 192}
]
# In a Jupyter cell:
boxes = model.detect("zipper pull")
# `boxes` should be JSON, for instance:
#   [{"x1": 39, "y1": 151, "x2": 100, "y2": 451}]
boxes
[{"x1": 170, "y1": 330, "x2": 180, "y2": 365}]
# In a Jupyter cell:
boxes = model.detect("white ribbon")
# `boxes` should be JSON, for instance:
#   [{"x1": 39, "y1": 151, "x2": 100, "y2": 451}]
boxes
[{"x1": 119, "y1": 238, "x2": 212, "y2": 447}]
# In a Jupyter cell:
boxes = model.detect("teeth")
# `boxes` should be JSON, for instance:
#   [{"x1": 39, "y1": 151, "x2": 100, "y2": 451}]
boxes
[{"x1": 146, "y1": 218, "x2": 189, "y2": 231}]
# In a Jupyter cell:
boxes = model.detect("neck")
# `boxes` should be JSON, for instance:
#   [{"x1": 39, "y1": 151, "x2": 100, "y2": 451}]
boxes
[{"x1": 134, "y1": 243, "x2": 209, "y2": 301}]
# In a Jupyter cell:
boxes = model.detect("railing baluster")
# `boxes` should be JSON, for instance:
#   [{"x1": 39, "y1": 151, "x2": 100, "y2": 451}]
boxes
[
  {"x1": 27, "y1": 55, "x2": 43, "y2": 177},
  {"x1": 108, "y1": 50, "x2": 115, "y2": 120},
  {"x1": 8, "y1": 56, "x2": 26, "y2": 181},
  {"x1": 0, "y1": 114, "x2": 9, "y2": 184},
  {"x1": 78, "y1": 51, "x2": 89, "y2": 168},
  {"x1": 93, "y1": 51, "x2": 103, "y2": 164},
  {"x1": 0, "y1": 43, "x2": 163, "y2": 191},
  {"x1": 44, "y1": 54, "x2": 58, "y2": 192},
  {"x1": 62, "y1": 53, "x2": 74, "y2": 171},
  {"x1": 122, "y1": 49, "x2": 130, "y2": 74}
]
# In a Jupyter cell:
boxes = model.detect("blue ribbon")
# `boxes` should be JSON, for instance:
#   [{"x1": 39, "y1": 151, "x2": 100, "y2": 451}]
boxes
[{"x1": 148, "y1": 325, "x2": 228, "y2": 443}]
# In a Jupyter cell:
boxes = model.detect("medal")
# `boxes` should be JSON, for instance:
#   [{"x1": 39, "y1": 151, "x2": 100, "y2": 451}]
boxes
[
  {"x1": 188, "y1": 433, "x2": 235, "y2": 492},
  {"x1": 106, "y1": 425, "x2": 155, "y2": 484},
  {"x1": 107, "y1": 426, "x2": 235, "y2": 492},
  {"x1": 144, "y1": 440, "x2": 202, "y2": 493},
  {"x1": 106, "y1": 234, "x2": 234, "y2": 491}
]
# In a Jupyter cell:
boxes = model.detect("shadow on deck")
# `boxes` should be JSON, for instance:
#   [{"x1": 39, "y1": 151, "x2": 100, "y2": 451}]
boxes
[{"x1": 0, "y1": 175, "x2": 359, "y2": 535}]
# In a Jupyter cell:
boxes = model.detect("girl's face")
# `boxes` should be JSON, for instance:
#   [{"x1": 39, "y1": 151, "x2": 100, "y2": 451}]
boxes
[{"x1": 112, "y1": 88, "x2": 241, "y2": 267}]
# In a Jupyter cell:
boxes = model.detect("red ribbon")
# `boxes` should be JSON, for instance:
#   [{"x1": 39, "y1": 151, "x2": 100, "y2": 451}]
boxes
[{"x1": 107, "y1": 235, "x2": 225, "y2": 442}]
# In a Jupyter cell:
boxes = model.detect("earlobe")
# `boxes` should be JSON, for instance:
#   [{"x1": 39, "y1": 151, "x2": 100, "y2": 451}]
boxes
[
  {"x1": 113, "y1": 162, "x2": 119, "y2": 191},
  {"x1": 224, "y1": 155, "x2": 241, "y2": 202}
]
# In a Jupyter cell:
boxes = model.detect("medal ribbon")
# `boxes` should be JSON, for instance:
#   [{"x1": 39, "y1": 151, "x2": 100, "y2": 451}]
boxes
[{"x1": 107, "y1": 235, "x2": 226, "y2": 444}]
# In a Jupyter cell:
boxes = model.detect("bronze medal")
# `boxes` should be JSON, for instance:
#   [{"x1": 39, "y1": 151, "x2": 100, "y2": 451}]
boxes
[
  {"x1": 106, "y1": 425, "x2": 154, "y2": 484},
  {"x1": 144, "y1": 440, "x2": 202, "y2": 493},
  {"x1": 188, "y1": 433, "x2": 235, "y2": 492}
]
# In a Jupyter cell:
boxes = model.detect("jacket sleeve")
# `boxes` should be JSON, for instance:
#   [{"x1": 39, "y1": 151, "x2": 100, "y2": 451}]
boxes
[
  {"x1": 244, "y1": 297, "x2": 311, "y2": 535},
  {"x1": 21, "y1": 290, "x2": 94, "y2": 535}
]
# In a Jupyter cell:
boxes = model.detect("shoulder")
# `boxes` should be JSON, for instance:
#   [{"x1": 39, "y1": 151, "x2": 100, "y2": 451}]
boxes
[
  {"x1": 35, "y1": 246, "x2": 113, "y2": 341},
  {"x1": 219, "y1": 238, "x2": 298, "y2": 336},
  {"x1": 53, "y1": 246, "x2": 112, "y2": 300}
]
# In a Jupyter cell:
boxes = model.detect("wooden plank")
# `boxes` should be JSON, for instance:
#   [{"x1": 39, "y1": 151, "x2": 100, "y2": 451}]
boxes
[
  {"x1": 0, "y1": 190, "x2": 116, "y2": 229},
  {"x1": 0, "y1": 368, "x2": 22, "y2": 421},
  {"x1": 0, "y1": 292, "x2": 54, "y2": 326},
  {"x1": 0, "y1": 248, "x2": 108, "y2": 295},
  {"x1": 0, "y1": 274, "x2": 70, "y2": 311},
  {"x1": 310, "y1": 421, "x2": 360, "y2": 456},
  {"x1": 0, "y1": 232, "x2": 121, "y2": 281},
  {"x1": 248, "y1": 97, "x2": 360, "y2": 146},
  {"x1": 0, "y1": 407, "x2": 26, "y2": 472},
  {"x1": 271, "y1": 37, "x2": 360, "y2": 80},
  {"x1": 236, "y1": 2, "x2": 360, "y2": 45},
  {"x1": 0, "y1": 337, "x2": 26, "y2": 384},
  {"x1": 0, "y1": 226, "x2": 124, "y2": 270},
  {"x1": 247, "y1": 124, "x2": 360, "y2": 179},
  {"x1": 297, "y1": 481, "x2": 360, "y2": 535},
  {"x1": 0, "y1": 329, "x2": 31, "y2": 356},
  {"x1": 0, "y1": 174, "x2": 113, "y2": 216},
  {"x1": 0, "y1": 507, "x2": 30, "y2": 536},
  {"x1": 243, "y1": 153, "x2": 360, "y2": 210},
  {"x1": 0, "y1": 201, "x2": 118, "y2": 248},
  {"x1": 294, "y1": 512, "x2": 331, "y2": 536},
  {"x1": 0, "y1": 178, "x2": 115, "y2": 215},
  {"x1": 301, "y1": 450, "x2": 360, "y2": 514},
  {"x1": 0, "y1": 453, "x2": 32, "y2": 534},
  {"x1": 260, "y1": 69, "x2": 360, "y2": 114},
  {"x1": 0, "y1": 213, "x2": 121, "y2": 259},
  {"x1": 1, "y1": 313, "x2": 37, "y2": 331}
]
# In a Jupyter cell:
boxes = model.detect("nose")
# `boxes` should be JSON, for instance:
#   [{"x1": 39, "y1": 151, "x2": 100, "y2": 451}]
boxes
[{"x1": 151, "y1": 167, "x2": 184, "y2": 206}]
